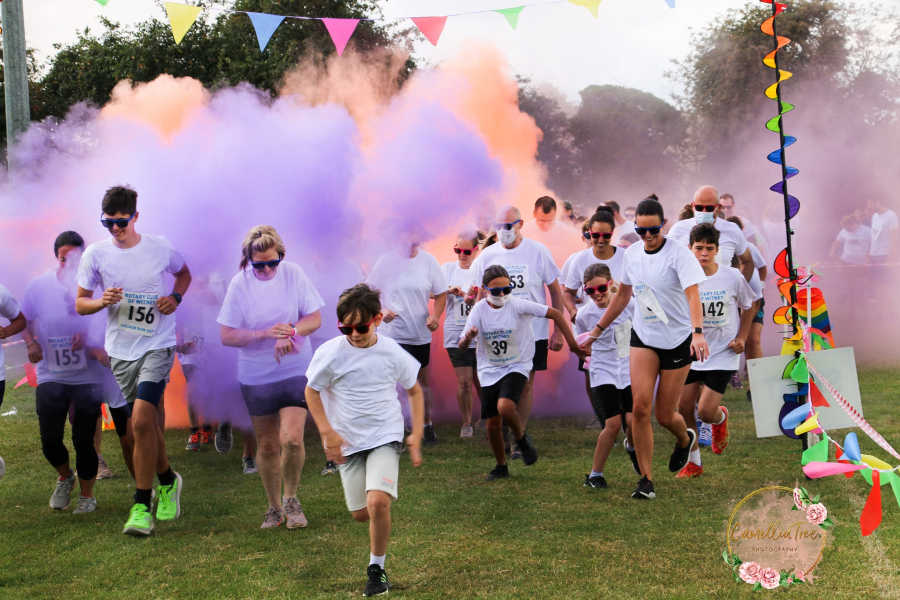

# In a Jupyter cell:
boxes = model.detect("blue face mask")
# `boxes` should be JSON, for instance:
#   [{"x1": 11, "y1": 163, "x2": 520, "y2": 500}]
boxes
[{"x1": 695, "y1": 211, "x2": 715, "y2": 224}]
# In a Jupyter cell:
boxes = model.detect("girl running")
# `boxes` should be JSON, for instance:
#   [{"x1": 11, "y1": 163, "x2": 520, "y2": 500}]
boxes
[
  {"x1": 562, "y1": 207, "x2": 626, "y2": 321},
  {"x1": 579, "y1": 197, "x2": 708, "y2": 500},
  {"x1": 218, "y1": 226, "x2": 324, "y2": 529},
  {"x1": 441, "y1": 230, "x2": 484, "y2": 438}
]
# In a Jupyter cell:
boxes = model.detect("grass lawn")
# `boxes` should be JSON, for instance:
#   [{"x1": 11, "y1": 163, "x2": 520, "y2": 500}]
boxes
[{"x1": 1, "y1": 367, "x2": 899, "y2": 599}]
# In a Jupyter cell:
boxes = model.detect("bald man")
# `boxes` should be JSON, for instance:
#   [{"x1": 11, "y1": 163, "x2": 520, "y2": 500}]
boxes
[
  {"x1": 667, "y1": 186, "x2": 755, "y2": 282},
  {"x1": 466, "y1": 206, "x2": 564, "y2": 458}
]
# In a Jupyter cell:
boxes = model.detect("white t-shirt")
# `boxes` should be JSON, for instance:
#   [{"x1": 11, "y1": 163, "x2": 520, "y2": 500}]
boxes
[
  {"x1": 441, "y1": 261, "x2": 476, "y2": 349},
  {"x1": 0, "y1": 285, "x2": 21, "y2": 382},
  {"x1": 837, "y1": 226, "x2": 871, "y2": 264},
  {"x1": 748, "y1": 268, "x2": 763, "y2": 300},
  {"x1": 738, "y1": 216, "x2": 758, "y2": 242},
  {"x1": 467, "y1": 238, "x2": 561, "y2": 341},
  {"x1": 21, "y1": 272, "x2": 105, "y2": 386},
  {"x1": 668, "y1": 217, "x2": 749, "y2": 269},
  {"x1": 462, "y1": 297, "x2": 548, "y2": 386},
  {"x1": 306, "y1": 335, "x2": 420, "y2": 456},
  {"x1": 612, "y1": 220, "x2": 637, "y2": 245},
  {"x1": 563, "y1": 247, "x2": 626, "y2": 292},
  {"x1": 575, "y1": 299, "x2": 635, "y2": 389},
  {"x1": 621, "y1": 238, "x2": 707, "y2": 350},
  {"x1": 749, "y1": 243, "x2": 766, "y2": 270},
  {"x1": 75, "y1": 235, "x2": 186, "y2": 362},
  {"x1": 366, "y1": 250, "x2": 446, "y2": 346},
  {"x1": 870, "y1": 210, "x2": 897, "y2": 257},
  {"x1": 693, "y1": 266, "x2": 756, "y2": 372},
  {"x1": 305, "y1": 258, "x2": 366, "y2": 349},
  {"x1": 217, "y1": 262, "x2": 324, "y2": 386}
]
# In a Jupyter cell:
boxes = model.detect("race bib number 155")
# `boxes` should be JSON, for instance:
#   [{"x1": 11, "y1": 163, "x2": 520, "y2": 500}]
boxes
[{"x1": 117, "y1": 292, "x2": 161, "y2": 337}]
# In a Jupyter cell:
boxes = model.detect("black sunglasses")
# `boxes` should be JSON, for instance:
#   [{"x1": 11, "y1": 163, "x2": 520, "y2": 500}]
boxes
[
  {"x1": 583, "y1": 284, "x2": 610, "y2": 295},
  {"x1": 692, "y1": 204, "x2": 719, "y2": 212},
  {"x1": 584, "y1": 232, "x2": 613, "y2": 240},
  {"x1": 338, "y1": 316, "x2": 377, "y2": 335},
  {"x1": 485, "y1": 286, "x2": 513, "y2": 297},
  {"x1": 635, "y1": 223, "x2": 665, "y2": 236},
  {"x1": 454, "y1": 247, "x2": 474, "y2": 256},
  {"x1": 100, "y1": 214, "x2": 135, "y2": 229},
  {"x1": 250, "y1": 254, "x2": 284, "y2": 271}
]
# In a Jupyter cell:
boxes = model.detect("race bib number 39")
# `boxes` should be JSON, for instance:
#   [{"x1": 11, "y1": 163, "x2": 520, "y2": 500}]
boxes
[
  {"x1": 47, "y1": 336, "x2": 87, "y2": 376},
  {"x1": 700, "y1": 288, "x2": 730, "y2": 328},
  {"x1": 117, "y1": 292, "x2": 161, "y2": 337},
  {"x1": 482, "y1": 328, "x2": 520, "y2": 365}
]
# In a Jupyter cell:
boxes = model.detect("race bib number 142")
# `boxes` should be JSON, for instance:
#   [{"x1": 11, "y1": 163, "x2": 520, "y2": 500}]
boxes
[{"x1": 117, "y1": 292, "x2": 160, "y2": 337}]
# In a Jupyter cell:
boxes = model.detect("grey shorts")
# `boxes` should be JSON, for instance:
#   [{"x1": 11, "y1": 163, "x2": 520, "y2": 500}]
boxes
[
  {"x1": 338, "y1": 442, "x2": 402, "y2": 512},
  {"x1": 110, "y1": 347, "x2": 175, "y2": 407}
]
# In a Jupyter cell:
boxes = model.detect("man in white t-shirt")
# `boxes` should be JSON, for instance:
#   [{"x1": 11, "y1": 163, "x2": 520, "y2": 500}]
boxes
[
  {"x1": 866, "y1": 198, "x2": 898, "y2": 302},
  {"x1": 76, "y1": 185, "x2": 192, "y2": 537},
  {"x1": 467, "y1": 205, "x2": 563, "y2": 456},
  {"x1": 519, "y1": 196, "x2": 584, "y2": 268},
  {"x1": 667, "y1": 186, "x2": 755, "y2": 282}
]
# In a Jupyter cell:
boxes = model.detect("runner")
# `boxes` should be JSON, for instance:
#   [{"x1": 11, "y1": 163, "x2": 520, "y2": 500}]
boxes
[
  {"x1": 75, "y1": 185, "x2": 191, "y2": 535},
  {"x1": 0, "y1": 284, "x2": 27, "y2": 414},
  {"x1": 366, "y1": 239, "x2": 447, "y2": 445},
  {"x1": 219, "y1": 225, "x2": 324, "y2": 529},
  {"x1": 866, "y1": 197, "x2": 898, "y2": 305},
  {"x1": 22, "y1": 231, "x2": 108, "y2": 514},
  {"x1": 719, "y1": 193, "x2": 763, "y2": 248},
  {"x1": 829, "y1": 214, "x2": 870, "y2": 307},
  {"x1": 725, "y1": 216, "x2": 767, "y2": 393},
  {"x1": 598, "y1": 201, "x2": 636, "y2": 244},
  {"x1": 575, "y1": 264, "x2": 637, "y2": 489},
  {"x1": 305, "y1": 283, "x2": 424, "y2": 597},
  {"x1": 466, "y1": 205, "x2": 565, "y2": 460},
  {"x1": 676, "y1": 224, "x2": 756, "y2": 477},
  {"x1": 579, "y1": 196, "x2": 708, "y2": 500},
  {"x1": 667, "y1": 186, "x2": 755, "y2": 281},
  {"x1": 520, "y1": 196, "x2": 583, "y2": 269},
  {"x1": 562, "y1": 208, "x2": 626, "y2": 321},
  {"x1": 460, "y1": 265, "x2": 585, "y2": 481},
  {"x1": 441, "y1": 230, "x2": 484, "y2": 438}
]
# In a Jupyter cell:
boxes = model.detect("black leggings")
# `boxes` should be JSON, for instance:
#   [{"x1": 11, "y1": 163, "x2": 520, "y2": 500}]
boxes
[{"x1": 36, "y1": 382, "x2": 103, "y2": 481}]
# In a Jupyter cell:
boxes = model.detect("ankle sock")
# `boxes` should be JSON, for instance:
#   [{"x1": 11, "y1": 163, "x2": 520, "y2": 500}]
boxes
[
  {"x1": 157, "y1": 467, "x2": 175, "y2": 487},
  {"x1": 369, "y1": 554, "x2": 385, "y2": 568},
  {"x1": 590, "y1": 470, "x2": 603, "y2": 479},
  {"x1": 714, "y1": 411, "x2": 726, "y2": 425},
  {"x1": 134, "y1": 488, "x2": 153, "y2": 508},
  {"x1": 624, "y1": 439, "x2": 635, "y2": 452},
  {"x1": 689, "y1": 449, "x2": 702, "y2": 466}
]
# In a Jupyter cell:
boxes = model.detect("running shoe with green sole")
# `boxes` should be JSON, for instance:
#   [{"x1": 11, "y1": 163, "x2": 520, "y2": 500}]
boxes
[
  {"x1": 123, "y1": 503, "x2": 154, "y2": 536},
  {"x1": 156, "y1": 472, "x2": 183, "y2": 521}
]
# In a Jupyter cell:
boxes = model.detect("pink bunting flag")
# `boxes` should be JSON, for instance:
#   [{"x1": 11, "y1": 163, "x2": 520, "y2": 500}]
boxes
[
  {"x1": 803, "y1": 461, "x2": 867, "y2": 478},
  {"x1": 321, "y1": 18, "x2": 359, "y2": 56},
  {"x1": 14, "y1": 363, "x2": 37, "y2": 389},
  {"x1": 411, "y1": 16, "x2": 448, "y2": 46}
]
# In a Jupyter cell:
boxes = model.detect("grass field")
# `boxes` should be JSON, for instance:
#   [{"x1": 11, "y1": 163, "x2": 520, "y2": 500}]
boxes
[{"x1": 1, "y1": 368, "x2": 899, "y2": 599}]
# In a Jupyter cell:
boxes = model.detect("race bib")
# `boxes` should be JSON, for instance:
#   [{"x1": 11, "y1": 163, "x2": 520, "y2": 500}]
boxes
[
  {"x1": 482, "y1": 328, "x2": 520, "y2": 365},
  {"x1": 453, "y1": 299, "x2": 472, "y2": 328},
  {"x1": 117, "y1": 292, "x2": 160, "y2": 337},
  {"x1": 47, "y1": 336, "x2": 87, "y2": 376},
  {"x1": 185, "y1": 326, "x2": 205, "y2": 353},
  {"x1": 505, "y1": 265, "x2": 530, "y2": 299},
  {"x1": 614, "y1": 319, "x2": 632, "y2": 359},
  {"x1": 635, "y1": 285, "x2": 669, "y2": 324},
  {"x1": 700, "y1": 288, "x2": 730, "y2": 328}
]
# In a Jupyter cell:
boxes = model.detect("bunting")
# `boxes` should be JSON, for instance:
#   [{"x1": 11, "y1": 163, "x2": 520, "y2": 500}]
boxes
[{"x1": 247, "y1": 12, "x2": 285, "y2": 52}]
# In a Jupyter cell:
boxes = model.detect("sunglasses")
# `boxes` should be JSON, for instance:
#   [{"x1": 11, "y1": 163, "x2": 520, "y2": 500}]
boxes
[
  {"x1": 584, "y1": 232, "x2": 613, "y2": 240},
  {"x1": 692, "y1": 204, "x2": 720, "y2": 213},
  {"x1": 454, "y1": 247, "x2": 474, "y2": 256},
  {"x1": 338, "y1": 316, "x2": 378, "y2": 335},
  {"x1": 635, "y1": 222, "x2": 666, "y2": 236},
  {"x1": 250, "y1": 255, "x2": 284, "y2": 271},
  {"x1": 485, "y1": 286, "x2": 513, "y2": 297},
  {"x1": 493, "y1": 220, "x2": 521, "y2": 231},
  {"x1": 100, "y1": 214, "x2": 135, "y2": 229},
  {"x1": 583, "y1": 284, "x2": 610, "y2": 295}
]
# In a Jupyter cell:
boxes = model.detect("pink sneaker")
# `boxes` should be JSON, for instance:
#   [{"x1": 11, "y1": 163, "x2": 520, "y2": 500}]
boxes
[
  {"x1": 260, "y1": 506, "x2": 284, "y2": 529},
  {"x1": 283, "y1": 496, "x2": 308, "y2": 529}
]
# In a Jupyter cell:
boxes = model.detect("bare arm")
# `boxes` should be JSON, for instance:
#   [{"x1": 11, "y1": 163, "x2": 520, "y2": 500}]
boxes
[
  {"x1": 294, "y1": 310, "x2": 321, "y2": 337},
  {"x1": 730, "y1": 300, "x2": 757, "y2": 354},
  {"x1": 305, "y1": 386, "x2": 347, "y2": 464},
  {"x1": 758, "y1": 266, "x2": 768, "y2": 283},
  {"x1": 405, "y1": 382, "x2": 425, "y2": 467},
  {"x1": 738, "y1": 249, "x2": 754, "y2": 282},
  {"x1": 547, "y1": 280, "x2": 565, "y2": 351},
  {"x1": 428, "y1": 292, "x2": 447, "y2": 332},
  {"x1": 458, "y1": 325, "x2": 478, "y2": 351},
  {"x1": 157, "y1": 264, "x2": 193, "y2": 315},
  {"x1": 684, "y1": 284, "x2": 709, "y2": 362},
  {"x1": 0, "y1": 311, "x2": 27, "y2": 340},
  {"x1": 545, "y1": 307, "x2": 585, "y2": 358},
  {"x1": 829, "y1": 239, "x2": 842, "y2": 259},
  {"x1": 582, "y1": 283, "x2": 632, "y2": 343},
  {"x1": 220, "y1": 323, "x2": 292, "y2": 348},
  {"x1": 76, "y1": 286, "x2": 122, "y2": 316},
  {"x1": 563, "y1": 287, "x2": 580, "y2": 323}
]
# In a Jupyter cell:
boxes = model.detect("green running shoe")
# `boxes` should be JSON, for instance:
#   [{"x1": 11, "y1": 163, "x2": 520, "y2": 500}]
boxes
[
  {"x1": 123, "y1": 503, "x2": 154, "y2": 536},
  {"x1": 156, "y1": 472, "x2": 183, "y2": 521}
]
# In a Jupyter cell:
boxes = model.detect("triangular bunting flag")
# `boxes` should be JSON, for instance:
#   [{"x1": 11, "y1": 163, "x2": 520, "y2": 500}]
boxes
[
  {"x1": 164, "y1": 2, "x2": 203, "y2": 45},
  {"x1": 790, "y1": 355, "x2": 809, "y2": 383},
  {"x1": 801, "y1": 439, "x2": 828, "y2": 465},
  {"x1": 569, "y1": 0, "x2": 602, "y2": 19},
  {"x1": 95, "y1": 0, "x2": 111, "y2": 6},
  {"x1": 247, "y1": 12, "x2": 285, "y2": 52},
  {"x1": 860, "y1": 471, "x2": 882, "y2": 536},
  {"x1": 889, "y1": 471, "x2": 900, "y2": 509},
  {"x1": 809, "y1": 380, "x2": 830, "y2": 408},
  {"x1": 411, "y1": 17, "x2": 448, "y2": 46},
  {"x1": 664, "y1": 0, "x2": 676, "y2": 7},
  {"x1": 495, "y1": 7, "x2": 525, "y2": 30},
  {"x1": 321, "y1": 18, "x2": 360, "y2": 56},
  {"x1": 14, "y1": 363, "x2": 37, "y2": 389}
]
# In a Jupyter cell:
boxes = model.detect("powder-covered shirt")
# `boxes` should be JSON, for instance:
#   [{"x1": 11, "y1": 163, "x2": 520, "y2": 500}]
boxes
[
  {"x1": 836, "y1": 226, "x2": 871, "y2": 265},
  {"x1": 0, "y1": 285, "x2": 21, "y2": 382},
  {"x1": 441, "y1": 261, "x2": 476, "y2": 349},
  {"x1": 870, "y1": 210, "x2": 898, "y2": 257}
]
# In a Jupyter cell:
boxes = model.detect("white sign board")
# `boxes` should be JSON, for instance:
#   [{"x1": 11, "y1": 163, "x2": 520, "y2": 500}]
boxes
[{"x1": 746, "y1": 347, "x2": 863, "y2": 439}]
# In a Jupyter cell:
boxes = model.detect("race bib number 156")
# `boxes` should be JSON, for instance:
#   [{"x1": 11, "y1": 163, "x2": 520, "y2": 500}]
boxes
[{"x1": 117, "y1": 292, "x2": 160, "y2": 337}]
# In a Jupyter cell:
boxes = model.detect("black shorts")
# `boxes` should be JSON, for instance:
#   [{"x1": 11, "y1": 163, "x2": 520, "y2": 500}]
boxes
[
  {"x1": 577, "y1": 358, "x2": 587, "y2": 373},
  {"x1": 630, "y1": 330, "x2": 692, "y2": 370},
  {"x1": 752, "y1": 297, "x2": 766, "y2": 325},
  {"x1": 399, "y1": 343, "x2": 430, "y2": 368},
  {"x1": 590, "y1": 385, "x2": 633, "y2": 421},
  {"x1": 446, "y1": 347, "x2": 476, "y2": 369},
  {"x1": 480, "y1": 373, "x2": 528, "y2": 420},
  {"x1": 108, "y1": 403, "x2": 132, "y2": 438},
  {"x1": 532, "y1": 339, "x2": 549, "y2": 372},
  {"x1": 685, "y1": 369, "x2": 735, "y2": 395},
  {"x1": 240, "y1": 376, "x2": 309, "y2": 417}
]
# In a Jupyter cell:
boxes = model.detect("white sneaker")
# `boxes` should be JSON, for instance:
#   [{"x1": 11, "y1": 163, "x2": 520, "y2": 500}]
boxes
[
  {"x1": 50, "y1": 472, "x2": 77, "y2": 510},
  {"x1": 73, "y1": 495, "x2": 98, "y2": 514},
  {"x1": 460, "y1": 424, "x2": 474, "y2": 438},
  {"x1": 96, "y1": 455, "x2": 114, "y2": 479}
]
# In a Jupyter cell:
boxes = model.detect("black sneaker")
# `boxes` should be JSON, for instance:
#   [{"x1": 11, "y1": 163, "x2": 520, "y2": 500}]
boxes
[
  {"x1": 668, "y1": 429, "x2": 697, "y2": 473},
  {"x1": 625, "y1": 443, "x2": 641, "y2": 476},
  {"x1": 363, "y1": 564, "x2": 391, "y2": 597},
  {"x1": 423, "y1": 424, "x2": 438, "y2": 446},
  {"x1": 516, "y1": 432, "x2": 538, "y2": 466},
  {"x1": 631, "y1": 476, "x2": 656, "y2": 500},
  {"x1": 321, "y1": 460, "x2": 337, "y2": 475},
  {"x1": 485, "y1": 464, "x2": 510, "y2": 481},
  {"x1": 584, "y1": 474, "x2": 608, "y2": 489}
]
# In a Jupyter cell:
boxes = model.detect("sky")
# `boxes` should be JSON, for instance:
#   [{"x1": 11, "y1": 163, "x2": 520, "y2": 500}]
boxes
[{"x1": 21, "y1": 0, "x2": 751, "y2": 105}]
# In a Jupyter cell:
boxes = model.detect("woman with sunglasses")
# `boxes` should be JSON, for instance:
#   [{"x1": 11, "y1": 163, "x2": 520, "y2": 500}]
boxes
[
  {"x1": 575, "y1": 264, "x2": 637, "y2": 490},
  {"x1": 562, "y1": 208, "x2": 625, "y2": 323},
  {"x1": 441, "y1": 229, "x2": 485, "y2": 438},
  {"x1": 218, "y1": 225, "x2": 324, "y2": 530},
  {"x1": 460, "y1": 265, "x2": 585, "y2": 481},
  {"x1": 579, "y1": 196, "x2": 708, "y2": 500}
]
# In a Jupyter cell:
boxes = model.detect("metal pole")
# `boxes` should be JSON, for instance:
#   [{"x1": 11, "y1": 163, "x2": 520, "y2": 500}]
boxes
[{"x1": 2, "y1": 0, "x2": 31, "y2": 172}]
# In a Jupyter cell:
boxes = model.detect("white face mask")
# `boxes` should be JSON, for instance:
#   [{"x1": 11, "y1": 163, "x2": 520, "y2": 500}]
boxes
[
  {"x1": 695, "y1": 211, "x2": 715, "y2": 224},
  {"x1": 497, "y1": 227, "x2": 518, "y2": 246},
  {"x1": 486, "y1": 294, "x2": 511, "y2": 307}
]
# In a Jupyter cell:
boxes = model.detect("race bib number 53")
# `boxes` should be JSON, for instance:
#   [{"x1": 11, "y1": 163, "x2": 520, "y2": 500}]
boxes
[{"x1": 117, "y1": 292, "x2": 160, "y2": 337}]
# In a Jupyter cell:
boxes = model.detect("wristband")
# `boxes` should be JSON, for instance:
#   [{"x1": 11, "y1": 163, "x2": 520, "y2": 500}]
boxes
[
  {"x1": 291, "y1": 327, "x2": 298, "y2": 338},
  {"x1": 171, "y1": 292, "x2": 183, "y2": 305},
  {"x1": 693, "y1": 327, "x2": 703, "y2": 334}
]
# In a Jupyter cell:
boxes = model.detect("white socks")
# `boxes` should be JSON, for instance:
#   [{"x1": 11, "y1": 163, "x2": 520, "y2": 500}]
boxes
[
  {"x1": 370, "y1": 554, "x2": 385, "y2": 568},
  {"x1": 590, "y1": 470, "x2": 603, "y2": 479},
  {"x1": 714, "y1": 411, "x2": 726, "y2": 425},
  {"x1": 689, "y1": 449, "x2": 702, "y2": 466}
]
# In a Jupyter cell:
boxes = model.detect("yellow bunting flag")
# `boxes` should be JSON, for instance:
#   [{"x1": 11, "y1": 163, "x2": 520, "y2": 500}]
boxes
[
  {"x1": 164, "y1": 2, "x2": 203, "y2": 45},
  {"x1": 860, "y1": 454, "x2": 894, "y2": 471},
  {"x1": 569, "y1": 0, "x2": 602, "y2": 19},
  {"x1": 794, "y1": 413, "x2": 820, "y2": 436}
]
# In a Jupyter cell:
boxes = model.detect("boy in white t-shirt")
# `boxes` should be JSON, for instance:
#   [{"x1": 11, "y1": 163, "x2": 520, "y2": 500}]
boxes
[
  {"x1": 830, "y1": 214, "x2": 871, "y2": 306},
  {"x1": 676, "y1": 224, "x2": 756, "y2": 478},
  {"x1": 460, "y1": 265, "x2": 585, "y2": 481},
  {"x1": 305, "y1": 284, "x2": 424, "y2": 598},
  {"x1": 76, "y1": 185, "x2": 192, "y2": 536}
]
